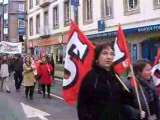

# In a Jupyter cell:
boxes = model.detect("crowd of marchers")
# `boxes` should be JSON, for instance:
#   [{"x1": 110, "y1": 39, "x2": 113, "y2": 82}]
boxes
[
  {"x1": 77, "y1": 42, "x2": 160, "y2": 120},
  {"x1": 0, "y1": 53, "x2": 55, "y2": 99}
]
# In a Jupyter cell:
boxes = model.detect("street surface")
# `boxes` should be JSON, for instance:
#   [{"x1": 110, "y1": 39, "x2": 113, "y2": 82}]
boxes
[{"x1": 0, "y1": 76, "x2": 78, "y2": 120}]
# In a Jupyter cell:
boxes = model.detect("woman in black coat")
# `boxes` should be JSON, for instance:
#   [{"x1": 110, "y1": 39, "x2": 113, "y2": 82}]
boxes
[
  {"x1": 77, "y1": 43, "x2": 134, "y2": 120},
  {"x1": 133, "y1": 60, "x2": 160, "y2": 120}
]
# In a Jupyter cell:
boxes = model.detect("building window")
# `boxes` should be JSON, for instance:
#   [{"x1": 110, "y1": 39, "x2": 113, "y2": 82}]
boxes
[
  {"x1": 36, "y1": 0, "x2": 39, "y2": 5},
  {"x1": 18, "y1": 19, "x2": 25, "y2": 28},
  {"x1": 44, "y1": 11, "x2": 48, "y2": 27},
  {"x1": 83, "y1": 0, "x2": 93, "y2": 24},
  {"x1": 128, "y1": 0, "x2": 138, "y2": 11},
  {"x1": 3, "y1": 4, "x2": 8, "y2": 13},
  {"x1": 4, "y1": 20, "x2": 8, "y2": 27},
  {"x1": 53, "y1": 6, "x2": 59, "y2": 29},
  {"x1": 64, "y1": 0, "x2": 70, "y2": 26},
  {"x1": 101, "y1": 0, "x2": 113, "y2": 19},
  {"x1": 29, "y1": 18, "x2": 33, "y2": 36},
  {"x1": 18, "y1": 3, "x2": 24, "y2": 12},
  {"x1": 36, "y1": 14, "x2": 40, "y2": 34},
  {"x1": 123, "y1": 0, "x2": 140, "y2": 16},
  {"x1": 153, "y1": 0, "x2": 160, "y2": 9},
  {"x1": 29, "y1": 0, "x2": 33, "y2": 9}
]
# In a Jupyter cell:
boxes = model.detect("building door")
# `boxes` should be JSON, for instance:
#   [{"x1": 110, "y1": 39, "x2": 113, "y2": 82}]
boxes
[{"x1": 141, "y1": 38, "x2": 159, "y2": 62}]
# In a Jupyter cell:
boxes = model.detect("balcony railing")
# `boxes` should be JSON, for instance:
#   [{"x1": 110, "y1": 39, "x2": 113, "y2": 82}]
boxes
[
  {"x1": 39, "y1": 0, "x2": 51, "y2": 8},
  {"x1": 40, "y1": 27, "x2": 51, "y2": 38}
]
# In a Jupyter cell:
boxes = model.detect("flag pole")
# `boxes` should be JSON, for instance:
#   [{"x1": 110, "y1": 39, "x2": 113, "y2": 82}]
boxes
[
  {"x1": 115, "y1": 74, "x2": 130, "y2": 93},
  {"x1": 130, "y1": 64, "x2": 142, "y2": 111}
]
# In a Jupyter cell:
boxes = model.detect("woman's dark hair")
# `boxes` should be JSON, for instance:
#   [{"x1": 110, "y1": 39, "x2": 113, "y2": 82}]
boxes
[
  {"x1": 133, "y1": 59, "x2": 152, "y2": 76},
  {"x1": 24, "y1": 56, "x2": 31, "y2": 65},
  {"x1": 92, "y1": 42, "x2": 114, "y2": 66}
]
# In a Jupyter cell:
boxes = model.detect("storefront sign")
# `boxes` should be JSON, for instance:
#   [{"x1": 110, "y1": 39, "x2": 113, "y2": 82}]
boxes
[
  {"x1": 87, "y1": 24, "x2": 160, "y2": 39},
  {"x1": 0, "y1": 41, "x2": 22, "y2": 54}
]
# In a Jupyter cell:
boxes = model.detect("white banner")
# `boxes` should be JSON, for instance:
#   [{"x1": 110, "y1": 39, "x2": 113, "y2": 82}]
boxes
[{"x1": 0, "y1": 41, "x2": 22, "y2": 54}]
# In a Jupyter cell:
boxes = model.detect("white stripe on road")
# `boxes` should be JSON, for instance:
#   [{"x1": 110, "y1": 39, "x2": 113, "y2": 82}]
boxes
[
  {"x1": 50, "y1": 93, "x2": 64, "y2": 100},
  {"x1": 54, "y1": 78, "x2": 63, "y2": 81}
]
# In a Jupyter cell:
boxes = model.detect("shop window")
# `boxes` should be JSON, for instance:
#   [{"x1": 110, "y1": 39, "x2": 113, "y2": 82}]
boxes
[
  {"x1": 101, "y1": 0, "x2": 113, "y2": 19},
  {"x1": 123, "y1": 0, "x2": 140, "y2": 16},
  {"x1": 153, "y1": 0, "x2": 160, "y2": 9},
  {"x1": 83, "y1": 0, "x2": 93, "y2": 24}
]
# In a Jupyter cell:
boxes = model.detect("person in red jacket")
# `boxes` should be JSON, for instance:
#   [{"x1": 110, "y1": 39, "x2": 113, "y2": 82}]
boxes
[{"x1": 38, "y1": 55, "x2": 54, "y2": 98}]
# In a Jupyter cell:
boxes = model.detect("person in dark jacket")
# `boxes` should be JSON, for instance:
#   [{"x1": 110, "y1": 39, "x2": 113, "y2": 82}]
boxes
[
  {"x1": 11, "y1": 54, "x2": 23, "y2": 92},
  {"x1": 77, "y1": 42, "x2": 137, "y2": 120},
  {"x1": 132, "y1": 60, "x2": 160, "y2": 120}
]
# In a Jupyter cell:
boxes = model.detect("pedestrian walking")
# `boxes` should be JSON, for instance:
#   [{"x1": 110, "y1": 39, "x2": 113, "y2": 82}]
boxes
[
  {"x1": 37, "y1": 55, "x2": 54, "y2": 98},
  {"x1": 23, "y1": 56, "x2": 36, "y2": 100},
  {"x1": 77, "y1": 42, "x2": 135, "y2": 120},
  {"x1": 11, "y1": 54, "x2": 23, "y2": 92},
  {"x1": 0, "y1": 55, "x2": 10, "y2": 93}
]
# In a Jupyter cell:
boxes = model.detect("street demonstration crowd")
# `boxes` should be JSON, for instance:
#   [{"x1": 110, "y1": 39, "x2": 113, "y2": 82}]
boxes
[
  {"x1": 0, "y1": 53, "x2": 54, "y2": 99},
  {"x1": 0, "y1": 42, "x2": 160, "y2": 120}
]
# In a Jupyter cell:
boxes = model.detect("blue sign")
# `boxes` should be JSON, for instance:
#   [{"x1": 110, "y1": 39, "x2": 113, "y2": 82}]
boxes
[
  {"x1": 132, "y1": 44, "x2": 137, "y2": 63},
  {"x1": 87, "y1": 24, "x2": 160, "y2": 39},
  {"x1": 98, "y1": 20, "x2": 105, "y2": 31},
  {"x1": 71, "y1": 0, "x2": 79, "y2": 6},
  {"x1": 17, "y1": 28, "x2": 25, "y2": 34}
]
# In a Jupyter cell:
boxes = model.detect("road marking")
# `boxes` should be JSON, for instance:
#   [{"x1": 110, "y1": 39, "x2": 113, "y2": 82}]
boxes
[
  {"x1": 21, "y1": 103, "x2": 50, "y2": 120},
  {"x1": 50, "y1": 93, "x2": 64, "y2": 100},
  {"x1": 54, "y1": 78, "x2": 63, "y2": 81}
]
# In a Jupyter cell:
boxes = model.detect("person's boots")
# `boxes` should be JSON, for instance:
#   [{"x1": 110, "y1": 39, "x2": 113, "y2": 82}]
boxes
[{"x1": 47, "y1": 94, "x2": 52, "y2": 99}]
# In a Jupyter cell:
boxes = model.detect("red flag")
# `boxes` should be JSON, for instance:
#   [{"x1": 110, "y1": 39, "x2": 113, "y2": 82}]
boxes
[
  {"x1": 152, "y1": 46, "x2": 160, "y2": 86},
  {"x1": 128, "y1": 76, "x2": 138, "y2": 87},
  {"x1": 113, "y1": 24, "x2": 131, "y2": 74},
  {"x1": 153, "y1": 46, "x2": 160, "y2": 66},
  {"x1": 62, "y1": 20, "x2": 95, "y2": 104}
]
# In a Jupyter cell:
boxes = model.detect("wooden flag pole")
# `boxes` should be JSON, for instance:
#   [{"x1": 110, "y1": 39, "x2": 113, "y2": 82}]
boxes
[
  {"x1": 115, "y1": 74, "x2": 130, "y2": 93},
  {"x1": 130, "y1": 64, "x2": 142, "y2": 111}
]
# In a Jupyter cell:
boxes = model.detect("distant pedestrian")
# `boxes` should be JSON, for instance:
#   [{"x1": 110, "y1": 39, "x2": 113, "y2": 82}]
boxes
[
  {"x1": 23, "y1": 56, "x2": 36, "y2": 99},
  {"x1": 38, "y1": 55, "x2": 54, "y2": 98},
  {"x1": 11, "y1": 54, "x2": 23, "y2": 92},
  {"x1": 0, "y1": 55, "x2": 10, "y2": 93}
]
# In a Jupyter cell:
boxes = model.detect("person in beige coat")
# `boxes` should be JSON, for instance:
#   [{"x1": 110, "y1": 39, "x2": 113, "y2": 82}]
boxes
[{"x1": 23, "y1": 56, "x2": 36, "y2": 100}]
